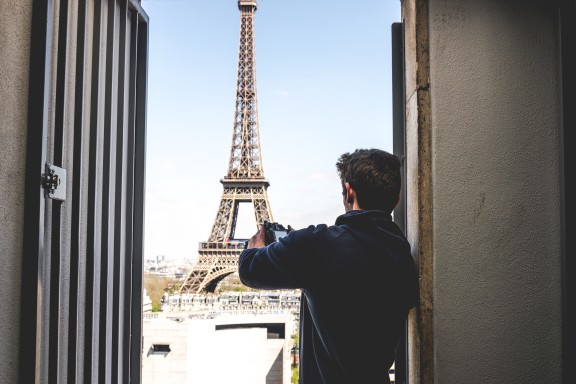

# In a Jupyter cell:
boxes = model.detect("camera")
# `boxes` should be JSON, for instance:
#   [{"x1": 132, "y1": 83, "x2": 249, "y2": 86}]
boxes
[
  {"x1": 263, "y1": 220, "x2": 289, "y2": 244},
  {"x1": 243, "y1": 220, "x2": 289, "y2": 249}
]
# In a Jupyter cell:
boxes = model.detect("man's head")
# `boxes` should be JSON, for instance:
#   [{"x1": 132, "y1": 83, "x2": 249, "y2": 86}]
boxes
[{"x1": 336, "y1": 148, "x2": 402, "y2": 213}]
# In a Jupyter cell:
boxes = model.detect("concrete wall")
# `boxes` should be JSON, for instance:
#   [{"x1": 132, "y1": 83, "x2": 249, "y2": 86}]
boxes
[
  {"x1": 142, "y1": 314, "x2": 293, "y2": 384},
  {"x1": 403, "y1": 0, "x2": 564, "y2": 383},
  {"x1": 0, "y1": 0, "x2": 32, "y2": 383}
]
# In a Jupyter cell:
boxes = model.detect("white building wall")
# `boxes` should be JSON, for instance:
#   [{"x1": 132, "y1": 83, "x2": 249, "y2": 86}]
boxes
[
  {"x1": 142, "y1": 313, "x2": 293, "y2": 384},
  {"x1": 142, "y1": 318, "x2": 192, "y2": 384},
  {"x1": 210, "y1": 327, "x2": 269, "y2": 384}
]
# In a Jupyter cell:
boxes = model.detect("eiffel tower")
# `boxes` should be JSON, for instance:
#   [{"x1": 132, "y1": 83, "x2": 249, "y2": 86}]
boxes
[{"x1": 179, "y1": 0, "x2": 273, "y2": 294}]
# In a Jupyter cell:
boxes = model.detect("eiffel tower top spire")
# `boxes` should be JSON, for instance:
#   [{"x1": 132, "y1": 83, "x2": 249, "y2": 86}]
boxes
[
  {"x1": 227, "y1": 0, "x2": 266, "y2": 182},
  {"x1": 238, "y1": 0, "x2": 257, "y2": 10}
]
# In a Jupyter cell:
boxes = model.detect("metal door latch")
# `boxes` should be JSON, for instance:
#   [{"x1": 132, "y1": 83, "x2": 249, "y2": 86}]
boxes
[{"x1": 42, "y1": 163, "x2": 66, "y2": 201}]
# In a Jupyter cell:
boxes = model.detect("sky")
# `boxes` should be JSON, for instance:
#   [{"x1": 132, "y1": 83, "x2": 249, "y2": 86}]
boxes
[{"x1": 141, "y1": 0, "x2": 402, "y2": 261}]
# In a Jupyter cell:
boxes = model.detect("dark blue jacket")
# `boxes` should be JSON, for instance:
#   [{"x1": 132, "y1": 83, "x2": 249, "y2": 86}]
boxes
[{"x1": 238, "y1": 210, "x2": 418, "y2": 383}]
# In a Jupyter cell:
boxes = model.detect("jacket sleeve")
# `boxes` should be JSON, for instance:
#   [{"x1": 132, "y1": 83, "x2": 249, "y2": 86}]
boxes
[{"x1": 238, "y1": 225, "x2": 325, "y2": 290}]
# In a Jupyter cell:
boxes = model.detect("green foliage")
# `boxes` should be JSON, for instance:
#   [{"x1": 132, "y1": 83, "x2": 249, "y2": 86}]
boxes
[
  {"x1": 291, "y1": 333, "x2": 299, "y2": 382},
  {"x1": 292, "y1": 333, "x2": 299, "y2": 345},
  {"x1": 144, "y1": 273, "x2": 181, "y2": 310},
  {"x1": 291, "y1": 366, "x2": 299, "y2": 383}
]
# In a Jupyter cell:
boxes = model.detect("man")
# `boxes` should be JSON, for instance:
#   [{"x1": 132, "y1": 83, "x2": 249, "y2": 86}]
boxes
[{"x1": 238, "y1": 148, "x2": 419, "y2": 383}]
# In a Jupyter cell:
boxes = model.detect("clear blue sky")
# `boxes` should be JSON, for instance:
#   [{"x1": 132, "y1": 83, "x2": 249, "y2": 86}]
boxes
[{"x1": 142, "y1": 0, "x2": 401, "y2": 261}]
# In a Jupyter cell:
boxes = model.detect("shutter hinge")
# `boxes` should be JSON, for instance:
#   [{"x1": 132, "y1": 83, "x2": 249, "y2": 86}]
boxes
[{"x1": 42, "y1": 163, "x2": 66, "y2": 201}]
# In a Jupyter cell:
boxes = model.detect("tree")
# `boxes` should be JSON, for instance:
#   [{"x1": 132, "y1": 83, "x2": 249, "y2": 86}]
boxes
[{"x1": 144, "y1": 273, "x2": 181, "y2": 311}]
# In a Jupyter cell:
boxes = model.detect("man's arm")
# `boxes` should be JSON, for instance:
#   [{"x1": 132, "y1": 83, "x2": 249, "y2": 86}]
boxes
[{"x1": 238, "y1": 225, "x2": 309, "y2": 290}]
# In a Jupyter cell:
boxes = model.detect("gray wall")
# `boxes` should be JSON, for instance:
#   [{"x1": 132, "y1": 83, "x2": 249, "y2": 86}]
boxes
[
  {"x1": 414, "y1": 0, "x2": 563, "y2": 383},
  {"x1": 0, "y1": 1, "x2": 32, "y2": 382}
]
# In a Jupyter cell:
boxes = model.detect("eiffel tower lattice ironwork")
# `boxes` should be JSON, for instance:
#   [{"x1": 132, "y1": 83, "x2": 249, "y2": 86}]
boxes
[{"x1": 179, "y1": 0, "x2": 273, "y2": 294}]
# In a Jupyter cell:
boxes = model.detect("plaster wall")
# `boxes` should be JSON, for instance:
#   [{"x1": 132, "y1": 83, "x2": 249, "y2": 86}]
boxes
[
  {"x1": 426, "y1": 0, "x2": 563, "y2": 383},
  {"x1": 142, "y1": 314, "x2": 292, "y2": 384},
  {"x1": 0, "y1": 1, "x2": 33, "y2": 383}
]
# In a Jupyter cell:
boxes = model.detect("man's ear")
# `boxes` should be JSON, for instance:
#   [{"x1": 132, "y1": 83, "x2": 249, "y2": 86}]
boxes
[{"x1": 345, "y1": 183, "x2": 355, "y2": 204}]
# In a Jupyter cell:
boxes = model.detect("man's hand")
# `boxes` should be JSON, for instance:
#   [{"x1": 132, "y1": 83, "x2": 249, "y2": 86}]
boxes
[
  {"x1": 246, "y1": 224, "x2": 267, "y2": 249},
  {"x1": 245, "y1": 224, "x2": 296, "y2": 249}
]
